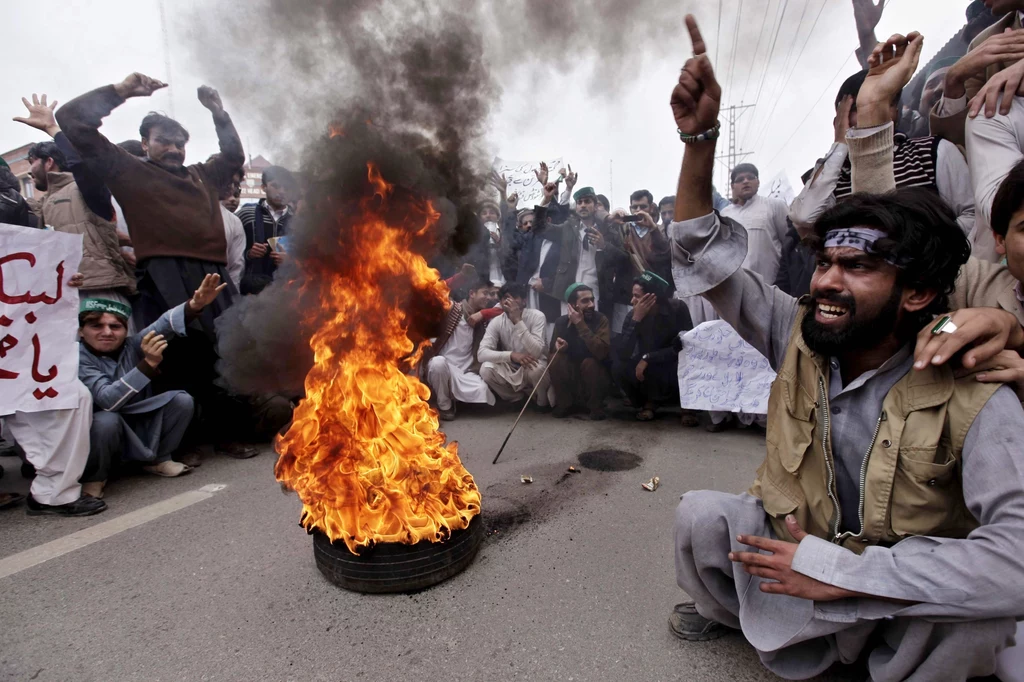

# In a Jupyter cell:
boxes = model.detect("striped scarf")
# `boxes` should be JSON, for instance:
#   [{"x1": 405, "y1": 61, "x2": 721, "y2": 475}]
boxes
[{"x1": 834, "y1": 133, "x2": 940, "y2": 200}]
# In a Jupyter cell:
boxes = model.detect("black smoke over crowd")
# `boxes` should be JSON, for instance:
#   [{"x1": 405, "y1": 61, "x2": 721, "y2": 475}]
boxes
[{"x1": 187, "y1": 0, "x2": 697, "y2": 395}]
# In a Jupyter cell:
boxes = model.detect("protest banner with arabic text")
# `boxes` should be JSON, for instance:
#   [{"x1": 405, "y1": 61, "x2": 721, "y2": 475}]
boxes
[
  {"x1": 491, "y1": 157, "x2": 564, "y2": 209},
  {"x1": 0, "y1": 224, "x2": 83, "y2": 416},
  {"x1": 677, "y1": 320, "x2": 776, "y2": 414}
]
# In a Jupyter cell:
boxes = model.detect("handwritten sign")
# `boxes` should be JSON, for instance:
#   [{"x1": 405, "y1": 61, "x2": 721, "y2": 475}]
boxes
[
  {"x1": 766, "y1": 171, "x2": 795, "y2": 206},
  {"x1": 677, "y1": 320, "x2": 776, "y2": 414},
  {"x1": 0, "y1": 224, "x2": 83, "y2": 416},
  {"x1": 492, "y1": 157, "x2": 564, "y2": 209}
]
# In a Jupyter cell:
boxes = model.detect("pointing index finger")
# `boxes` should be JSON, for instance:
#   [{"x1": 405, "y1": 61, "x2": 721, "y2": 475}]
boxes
[{"x1": 685, "y1": 15, "x2": 706, "y2": 57}]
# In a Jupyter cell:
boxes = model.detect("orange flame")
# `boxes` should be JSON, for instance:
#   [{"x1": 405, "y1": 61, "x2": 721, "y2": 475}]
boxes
[
  {"x1": 274, "y1": 163, "x2": 481, "y2": 554},
  {"x1": 328, "y1": 124, "x2": 345, "y2": 138}
]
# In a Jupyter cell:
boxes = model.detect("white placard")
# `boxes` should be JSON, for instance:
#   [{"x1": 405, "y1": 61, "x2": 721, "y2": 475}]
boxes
[
  {"x1": 677, "y1": 320, "x2": 776, "y2": 414},
  {"x1": 0, "y1": 223, "x2": 83, "y2": 416},
  {"x1": 492, "y1": 157, "x2": 564, "y2": 209},
  {"x1": 766, "y1": 171, "x2": 795, "y2": 206}
]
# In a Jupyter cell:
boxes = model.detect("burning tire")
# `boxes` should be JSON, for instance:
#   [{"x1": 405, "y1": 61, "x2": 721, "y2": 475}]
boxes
[{"x1": 312, "y1": 515, "x2": 484, "y2": 593}]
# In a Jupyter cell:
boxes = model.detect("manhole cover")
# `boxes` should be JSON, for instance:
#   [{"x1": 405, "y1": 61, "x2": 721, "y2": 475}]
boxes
[{"x1": 577, "y1": 449, "x2": 643, "y2": 472}]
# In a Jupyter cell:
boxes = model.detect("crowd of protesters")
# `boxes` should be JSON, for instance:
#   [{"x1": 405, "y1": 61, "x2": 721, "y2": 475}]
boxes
[
  {"x1": 4, "y1": 0, "x2": 1024, "y2": 677},
  {"x1": 0, "y1": 75, "x2": 297, "y2": 516}
]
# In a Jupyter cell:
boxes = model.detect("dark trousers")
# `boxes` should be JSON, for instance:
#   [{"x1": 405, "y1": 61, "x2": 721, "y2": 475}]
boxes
[
  {"x1": 549, "y1": 355, "x2": 611, "y2": 413},
  {"x1": 614, "y1": 356, "x2": 679, "y2": 408},
  {"x1": 82, "y1": 393, "x2": 194, "y2": 482}
]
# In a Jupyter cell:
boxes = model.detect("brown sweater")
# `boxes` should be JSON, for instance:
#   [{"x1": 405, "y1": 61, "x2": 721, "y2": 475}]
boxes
[{"x1": 56, "y1": 85, "x2": 245, "y2": 264}]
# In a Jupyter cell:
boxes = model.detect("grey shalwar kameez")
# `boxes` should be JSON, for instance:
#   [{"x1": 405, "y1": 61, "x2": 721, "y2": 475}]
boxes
[
  {"x1": 667, "y1": 211, "x2": 1024, "y2": 681},
  {"x1": 79, "y1": 303, "x2": 195, "y2": 481}
]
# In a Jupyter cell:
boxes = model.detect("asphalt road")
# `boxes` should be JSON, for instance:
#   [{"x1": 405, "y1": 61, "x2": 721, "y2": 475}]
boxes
[{"x1": 0, "y1": 404, "x2": 862, "y2": 682}]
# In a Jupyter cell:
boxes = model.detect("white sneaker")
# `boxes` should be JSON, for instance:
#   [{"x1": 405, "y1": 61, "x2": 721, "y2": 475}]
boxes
[{"x1": 143, "y1": 461, "x2": 192, "y2": 478}]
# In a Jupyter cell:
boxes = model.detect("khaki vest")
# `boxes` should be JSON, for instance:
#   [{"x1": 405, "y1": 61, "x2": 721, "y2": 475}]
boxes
[
  {"x1": 40, "y1": 172, "x2": 135, "y2": 294},
  {"x1": 750, "y1": 305, "x2": 999, "y2": 554}
]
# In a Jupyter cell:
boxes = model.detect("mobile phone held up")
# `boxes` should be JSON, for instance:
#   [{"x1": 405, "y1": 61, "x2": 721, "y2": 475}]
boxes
[{"x1": 621, "y1": 214, "x2": 645, "y2": 223}]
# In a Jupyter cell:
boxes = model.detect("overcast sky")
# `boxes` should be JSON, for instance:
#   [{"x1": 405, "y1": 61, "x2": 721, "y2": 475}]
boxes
[{"x1": 4, "y1": 0, "x2": 969, "y2": 209}]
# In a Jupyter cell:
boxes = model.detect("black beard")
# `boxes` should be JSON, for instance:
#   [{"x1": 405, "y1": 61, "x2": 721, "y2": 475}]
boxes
[{"x1": 801, "y1": 288, "x2": 903, "y2": 358}]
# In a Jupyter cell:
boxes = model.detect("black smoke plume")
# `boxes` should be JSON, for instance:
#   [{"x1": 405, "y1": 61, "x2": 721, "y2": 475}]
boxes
[{"x1": 186, "y1": 0, "x2": 706, "y2": 394}]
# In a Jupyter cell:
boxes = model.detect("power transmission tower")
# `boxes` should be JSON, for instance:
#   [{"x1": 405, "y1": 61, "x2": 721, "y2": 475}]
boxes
[{"x1": 715, "y1": 104, "x2": 755, "y2": 198}]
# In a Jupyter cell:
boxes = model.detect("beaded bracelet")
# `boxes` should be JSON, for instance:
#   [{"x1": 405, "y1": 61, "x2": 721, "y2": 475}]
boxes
[{"x1": 678, "y1": 121, "x2": 721, "y2": 144}]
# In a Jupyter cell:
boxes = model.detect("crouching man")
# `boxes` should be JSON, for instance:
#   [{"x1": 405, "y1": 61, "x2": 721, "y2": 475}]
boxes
[
  {"x1": 667, "y1": 18, "x2": 1024, "y2": 680},
  {"x1": 422, "y1": 277, "x2": 500, "y2": 421},
  {"x1": 77, "y1": 274, "x2": 227, "y2": 497},
  {"x1": 478, "y1": 282, "x2": 552, "y2": 407},
  {"x1": 549, "y1": 283, "x2": 611, "y2": 420}
]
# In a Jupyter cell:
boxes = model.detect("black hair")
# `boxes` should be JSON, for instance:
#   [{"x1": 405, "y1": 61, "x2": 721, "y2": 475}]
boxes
[
  {"x1": 27, "y1": 141, "x2": 67, "y2": 171},
  {"x1": 467, "y1": 277, "x2": 494, "y2": 293},
  {"x1": 630, "y1": 189, "x2": 655, "y2": 206},
  {"x1": 118, "y1": 140, "x2": 146, "y2": 157},
  {"x1": 810, "y1": 188, "x2": 970, "y2": 327},
  {"x1": 139, "y1": 112, "x2": 190, "y2": 143},
  {"x1": 596, "y1": 194, "x2": 610, "y2": 212},
  {"x1": 991, "y1": 160, "x2": 1024, "y2": 239},
  {"x1": 658, "y1": 195, "x2": 675, "y2": 209},
  {"x1": 263, "y1": 165, "x2": 297, "y2": 188},
  {"x1": 567, "y1": 284, "x2": 593, "y2": 306},
  {"x1": 633, "y1": 275, "x2": 669, "y2": 302},
  {"x1": 498, "y1": 282, "x2": 529, "y2": 301},
  {"x1": 835, "y1": 70, "x2": 902, "y2": 111}
]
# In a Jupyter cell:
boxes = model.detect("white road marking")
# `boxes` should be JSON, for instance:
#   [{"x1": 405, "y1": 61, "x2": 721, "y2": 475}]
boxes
[{"x1": 0, "y1": 484, "x2": 227, "y2": 580}]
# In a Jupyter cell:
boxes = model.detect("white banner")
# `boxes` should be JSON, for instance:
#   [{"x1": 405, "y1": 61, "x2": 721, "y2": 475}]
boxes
[
  {"x1": 766, "y1": 171, "x2": 796, "y2": 206},
  {"x1": 492, "y1": 157, "x2": 564, "y2": 210},
  {"x1": 0, "y1": 224, "x2": 83, "y2": 416},
  {"x1": 677, "y1": 320, "x2": 776, "y2": 414}
]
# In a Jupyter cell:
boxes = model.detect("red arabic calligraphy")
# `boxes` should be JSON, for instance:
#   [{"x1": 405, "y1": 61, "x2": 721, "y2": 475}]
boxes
[{"x1": 0, "y1": 253, "x2": 65, "y2": 305}]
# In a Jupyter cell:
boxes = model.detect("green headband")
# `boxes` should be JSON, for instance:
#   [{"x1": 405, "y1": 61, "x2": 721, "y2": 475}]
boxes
[
  {"x1": 564, "y1": 282, "x2": 588, "y2": 302},
  {"x1": 80, "y1": 298, "x2": 132, "y2": 321},
  {"x1": 572, "y1": 187, "x2": 596, "y2": 202}
]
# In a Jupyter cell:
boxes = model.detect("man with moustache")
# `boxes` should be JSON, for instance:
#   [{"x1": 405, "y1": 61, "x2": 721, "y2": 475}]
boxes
[
  {"x1": 667, "y1": 19, "x2": 1024, "y2": 679},
  {"x1": 548, "y1": 284, "x2": 611, "y2": 420},
  {"x1": 720, "y1": 163, "x2": 790, "y2": 286}
]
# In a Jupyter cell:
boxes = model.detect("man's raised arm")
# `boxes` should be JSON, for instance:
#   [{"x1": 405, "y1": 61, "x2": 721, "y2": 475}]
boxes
[
  {"x1": 196, "y1": 86, "x2": 245, "y2": 182},
  {"x1": 55, "y1": 73, "x2": 167, "y2": 179},
  {"x1": 666, "y1": 15, "x2": 798, "y2": 369}
]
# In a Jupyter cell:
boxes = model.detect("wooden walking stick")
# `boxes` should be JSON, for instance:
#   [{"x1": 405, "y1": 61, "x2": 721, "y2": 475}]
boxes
[{"x1": 492, "y1": 347, "x2": 561, "y2": 465}]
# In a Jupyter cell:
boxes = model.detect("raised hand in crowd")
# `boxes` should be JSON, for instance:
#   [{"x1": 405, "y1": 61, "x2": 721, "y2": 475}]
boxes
[
  {"x1": 539, "y1": 181, "x2": 558, "y2": 206},
  {"x1": 141, "y1": 331, "x2": 169, "y2": 369},
  {"x1": 113, "y1": 72, "x2": 168, "y2": 99},
  {"x1": 670, "y1": 15, "x2": 722, "y2": 222},
  {"x1": 563, "y1": 164, "x2": 577, "y2": 193},
  {"x1": 833, "y1": 94, "x2": 854, "y2": 143},
  {"x1": 507, "y1": 191, "x2": 518, "y2": 209},
  {"x1": 489, "y1": 169, "x2": 508, "y2": 195},
  {"x1": 968, "y1": 54, "x2": 1024, "y2": 119},
  {"x1": 671, "y1": 17, "x2": 721, "y2": 138},
  {"x1": 68, "y1": 273, "x2": 85, "y2": 288},
  {"x1": 13, "y1": 94, "x2": 59, "y2": 136},
  {"x1": 534, "y1": 161, "x2": 549, "y2": 187},
  {"x1": 948, "y1": 28, "x2": 1024, "y2": 102},
  {"x1": 188, "y1": 273, "x2": 228, "y2": 313},
  {"x1": 852, "y1": 0, "x2": 886, "y2": 70},
  {"x1": 197, "y1": 85, "x2": 226, "y2": 117},
  {"x1": 632, "y1": 292, "x2": 657, "y2": 322},
  {"x1": 857, "y1": 32, "x2": 924, "y2": 128}
]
